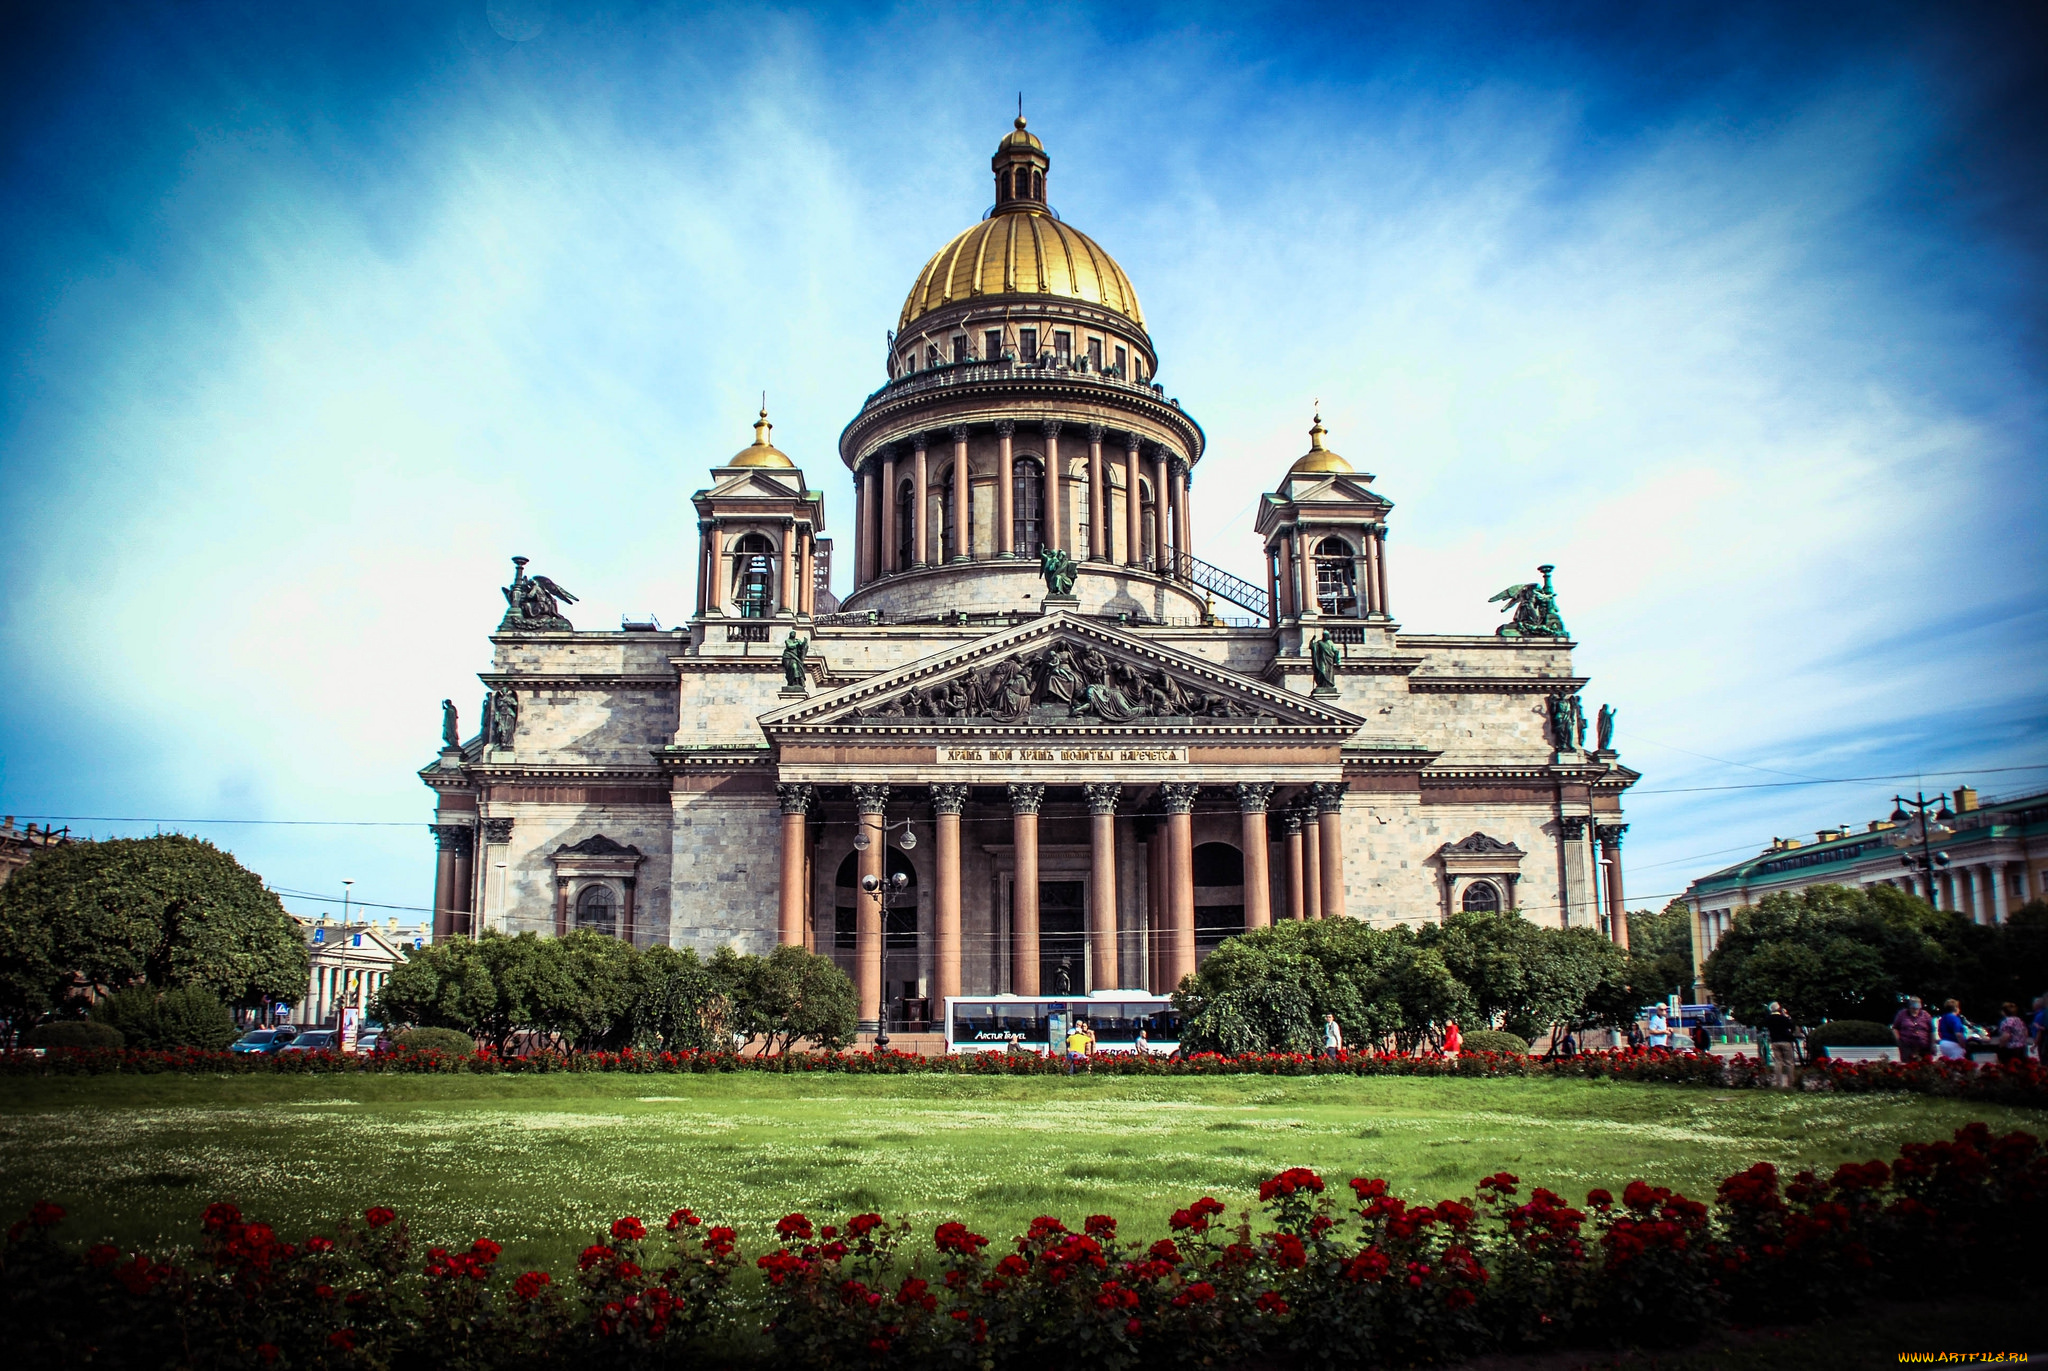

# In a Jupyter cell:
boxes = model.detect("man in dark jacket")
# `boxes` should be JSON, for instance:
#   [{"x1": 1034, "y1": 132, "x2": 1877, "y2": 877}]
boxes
[{"x1": 1759, "y1": 1001, "x2": 1800, "y2": 1087}]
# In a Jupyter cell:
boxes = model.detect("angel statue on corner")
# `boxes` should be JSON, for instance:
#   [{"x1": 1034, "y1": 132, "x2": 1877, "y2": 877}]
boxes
[
  {"x1": 1489, "y1": 564, "x2": 1568, "y2": 640},
  {"x1": 498, "y1": 555, "x2": 579, "y2": 631}
]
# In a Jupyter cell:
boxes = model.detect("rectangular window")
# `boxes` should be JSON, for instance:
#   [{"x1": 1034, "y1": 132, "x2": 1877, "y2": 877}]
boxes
[
  {"x1": 1114, "y1": 344, "x2": 1128, "y2": 376},
  {"x1": 1054, "y1": 330, "x2": 1072, "y2": 363},
  {"x1": 986, "y1": 329, "x2": 1003, "y2": 361},
  {"x1": 1020, "y1": 328, "x2": 1038, "y2": 362},
  {"x1": 953, "y1": 335, "x2": 969, "y2": 363},
  {"x1": 903, "y1": 350, "x2": 915, "y2": 374},
  {"x1": 1087, "y1": 338, "x2": 1102, "y2": 370}
]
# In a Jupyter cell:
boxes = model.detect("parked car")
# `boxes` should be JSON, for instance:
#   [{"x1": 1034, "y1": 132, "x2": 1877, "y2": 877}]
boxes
[
  {"x1": 354, "y1": 1022, "x2": 386, "y2": 1053},
  {"x1": 278, "y1": 1029, "x2": 339, "y2": 1054},
  {"x1": 230, "y1": 1028, "x2": 298, "y2": 1054}
]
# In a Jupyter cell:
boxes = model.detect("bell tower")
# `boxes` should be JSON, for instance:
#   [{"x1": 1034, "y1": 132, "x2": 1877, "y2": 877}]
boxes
[
  {"x1": 1254, "y1": 412, "x2": 1394, "y2": 656},
  {"x1": 690, "y1": 406, "x2": 825, "y2": 653}
]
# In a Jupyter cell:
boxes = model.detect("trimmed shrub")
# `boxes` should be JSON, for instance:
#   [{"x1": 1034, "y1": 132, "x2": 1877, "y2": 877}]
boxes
[
  {"x1": 394, "y1": 1026, "x2": 476, "y2": 1056},
  {"x1": 89, "y1": 985, "x2": 237, "y2": 1050},
  {"x1": 1807, "y1": 1019, "x2": 1896, "y2": 1053},
  {"x1": 1460, "y1": 1029, "x2": 1529, "y2": 1055},
  {"x1": 24, "y1": 1020, "x2": 123, "y2": 1049}
]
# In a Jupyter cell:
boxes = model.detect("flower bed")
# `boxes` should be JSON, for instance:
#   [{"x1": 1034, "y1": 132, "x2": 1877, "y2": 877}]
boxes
[
  {"x1": 5, "y1": 1043, "x2": 2045, "y2": 1105},
  {"x1": 1, "y1": 1123, "x2": 2039, "y2": 1368}
]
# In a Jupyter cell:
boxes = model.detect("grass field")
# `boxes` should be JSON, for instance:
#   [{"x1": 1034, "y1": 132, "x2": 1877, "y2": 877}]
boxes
[{"x1": 0, "y1": 1073, "x2": 2037, "y2": 1273}]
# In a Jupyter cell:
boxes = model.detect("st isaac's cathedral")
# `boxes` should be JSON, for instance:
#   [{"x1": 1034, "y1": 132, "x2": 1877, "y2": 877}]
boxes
[{"x1": 421, "y1": 118, "x2": 1638, "y2": 1036}]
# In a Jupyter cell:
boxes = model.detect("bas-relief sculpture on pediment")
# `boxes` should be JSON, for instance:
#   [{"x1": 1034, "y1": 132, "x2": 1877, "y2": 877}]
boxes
[{"x1": 846, "y1": 640, "x2": 1271, "y2": 724}]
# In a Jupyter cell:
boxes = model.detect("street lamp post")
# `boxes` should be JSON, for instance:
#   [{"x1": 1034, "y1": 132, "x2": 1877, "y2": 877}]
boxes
[
  {"x1": 854, "y1": 820, "x2": 918, "y2": 1048},
  {"x1": 1888, "y1": 792, "x2": 1954, "y2": 907}
]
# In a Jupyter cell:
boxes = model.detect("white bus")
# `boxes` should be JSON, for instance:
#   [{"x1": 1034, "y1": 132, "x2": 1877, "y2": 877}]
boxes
[{"x1": 943, "y1": 992, "x2": 1183, "y2": 1056}]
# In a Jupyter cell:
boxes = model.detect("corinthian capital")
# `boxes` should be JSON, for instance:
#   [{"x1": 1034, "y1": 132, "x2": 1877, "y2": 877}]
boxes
[{"x1": 1007, "y1": 783, "x2": 1046, "y2": 815}]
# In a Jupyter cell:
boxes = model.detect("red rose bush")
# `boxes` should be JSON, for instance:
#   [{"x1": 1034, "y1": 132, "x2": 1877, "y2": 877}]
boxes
[{"x1": 2, "y1": 1124, "x2": 2041, "y2": 1368}]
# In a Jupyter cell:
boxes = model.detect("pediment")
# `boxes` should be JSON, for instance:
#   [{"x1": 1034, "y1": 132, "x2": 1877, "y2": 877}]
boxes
[
  {"x1": 554, "y1": 834, "x2": 642, "y2": 858},
  {"x1": 762, "y1": 613, "x2": 1363, "y2": 735},
  {"x1": 703, "y1": 468, "x2": 808, "y2": 501},
  {"x1": 1437, "y1": 831, "x2": 1525, "y2": 859}
]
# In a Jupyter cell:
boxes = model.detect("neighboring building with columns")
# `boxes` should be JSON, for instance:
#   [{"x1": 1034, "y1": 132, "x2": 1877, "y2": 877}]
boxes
[
  {"x1": 420, "y1": 118, "x2": 1638, "y2": 1037},
  {"x1": 1682, "y1": 784, "x2": 2048, "y2": 991}
]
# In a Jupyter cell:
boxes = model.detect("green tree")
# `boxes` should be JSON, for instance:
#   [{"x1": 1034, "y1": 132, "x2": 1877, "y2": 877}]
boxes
[
  {"x1": 89, "y1": 984, "x2": 238, "y2": 1050},
  {"x1": 373, "y1": 933, "x2": 556, "y2": 1053},
  {"x1": 0, "y1": 836, "x2": 307, "y2": 1026},
  {"x1": 532, "y1": 931, "x2": 637, "y2": 1050},
  {"x1": 1702, "y1": 884, "x2": 1960, "y2": 1024},
  {"x1": 747, "y1": 945, "x2": 857, "y2": 1053},
  {"x1": 1172, "y1": 919, "x2": 1471, "y2": 1055},
  {"x1": 1625, "y1": 899, "x2": 1697, "y2": 1003},
  {"x1": 625, "y1": 945, "x2": 716, "y2": 1052}
]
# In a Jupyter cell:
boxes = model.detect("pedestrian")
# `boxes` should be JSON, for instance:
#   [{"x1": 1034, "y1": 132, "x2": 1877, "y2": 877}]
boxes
[
  {"x1": 1936, "y1": 999, "x2": 1969, "y2": 1061},
  {"x1": 1323, "y1": 1013, "x2": 1343, "y2": 1060},
  {"x1": 1625, "y1": 1019, "x2": 1646, "y2": 1052},
  {"x1": 1646, "y1": 1004, "x2": 1670, "y2": 1050},
  {"x1": 1065, "y1": 1018, "x2": 1091, "y2": 1074},
  {"x1": 1442, "y1": 1019, "x2": 1462, "y2": 1057},
  {"x1": 1890, "y1": 996, "x2": 1935, "y2": 1062},
  {"x1": 1994, "y1": 1002, "x2": 2029, "y2": 1065},
  {"x1": 2032, "y1": 995, "x2": 2048, "y2": 1060},
  {"x1": 1759, "y1": 1001, "x2": 1801, "y2": 1087},
  {"x1": 1135, "y1": 1027, "x2": 1150, "y2": 1056},
  {"x1": 1690, "y1": 1019, "x2": 1710, "y2": 1054}
]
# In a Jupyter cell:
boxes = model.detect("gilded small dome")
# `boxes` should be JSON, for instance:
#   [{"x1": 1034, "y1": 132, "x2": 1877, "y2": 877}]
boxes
[
  {"x1": 997, "y1": 114, "x2": 1043, "y2": 153},
  {"x1": 1288, "y1": 413, "x2": 1355, "y2": 476},
  {"x1": 898, "y1": 213, "x2": 1145, "y2": 331},
  {"x1": 727, "y1": 408, "x2": 794, "y2": 468}
]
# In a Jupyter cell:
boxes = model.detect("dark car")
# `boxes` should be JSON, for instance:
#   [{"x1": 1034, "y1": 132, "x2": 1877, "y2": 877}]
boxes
[
  {"x1": 230, "y1": 1028, "x2": 298, "y2": 1054},
  {"x1": 277, "y1": 1029, "x2": 339, "y2": 1054}
]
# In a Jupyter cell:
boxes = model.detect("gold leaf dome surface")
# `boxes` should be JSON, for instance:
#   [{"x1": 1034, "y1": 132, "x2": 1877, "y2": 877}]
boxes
[
  {"x1": 727, "y1": 408, "x2": 794, "y2": 468},
  {"x1": 898, "y1": 210, "x2": 1145, "y2": 332},
  {"x1": 1288, "y1": 414, "x2": 1355, "y2": 476}
]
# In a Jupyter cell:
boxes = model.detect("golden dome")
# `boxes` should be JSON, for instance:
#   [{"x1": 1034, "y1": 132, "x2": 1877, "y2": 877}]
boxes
[
  {"x1": 898, "y1": 211, "x2": 1145, "y2": 331},
  {"x1": 1288, "y1": 413, "x2": 1355, "y2": 476},
  {"x1": 727, "y1": 407, "x2": 794, "y2": 468},
  {"x1": 997, "y1": 113, "x2": 1043, "y2": 153}
]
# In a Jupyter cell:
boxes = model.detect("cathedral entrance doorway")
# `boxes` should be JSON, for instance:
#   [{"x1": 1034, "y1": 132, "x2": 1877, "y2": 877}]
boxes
[{"x1": 1040, "y1": 880, "x2": 1085, "y2": 996}]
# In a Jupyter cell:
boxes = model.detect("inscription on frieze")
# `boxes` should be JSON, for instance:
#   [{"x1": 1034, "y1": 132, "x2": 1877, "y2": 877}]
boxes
[{"x1": 936, "y1": 745, "x2": 1189, "y2": 765}]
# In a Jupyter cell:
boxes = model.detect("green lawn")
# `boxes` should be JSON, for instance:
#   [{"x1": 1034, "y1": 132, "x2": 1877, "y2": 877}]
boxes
[{"x1": 0, "y1": 1073, "x2": 2035, "y2": 1273}]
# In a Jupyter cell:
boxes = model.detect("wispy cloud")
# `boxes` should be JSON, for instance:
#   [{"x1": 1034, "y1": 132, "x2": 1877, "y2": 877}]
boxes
[{"x1": 1, "y1": 2, "x2": 2041, "y2": 912}]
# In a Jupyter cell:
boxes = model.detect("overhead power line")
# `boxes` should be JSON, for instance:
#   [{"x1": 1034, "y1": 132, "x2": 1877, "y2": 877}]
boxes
[{"x1": 1629, "y1": 761, "x2": 2048, "y2": 796}]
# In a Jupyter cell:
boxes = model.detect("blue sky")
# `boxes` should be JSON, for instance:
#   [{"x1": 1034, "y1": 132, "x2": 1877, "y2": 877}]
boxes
[{"x1": 2, "y1": 1, "x2": 2044, "y2": 926}]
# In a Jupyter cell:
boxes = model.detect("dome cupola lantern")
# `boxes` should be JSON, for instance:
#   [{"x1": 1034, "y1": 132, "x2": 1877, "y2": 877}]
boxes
[{"x1": 992, "y1": 112, "x2": 1049, "y2": 211}]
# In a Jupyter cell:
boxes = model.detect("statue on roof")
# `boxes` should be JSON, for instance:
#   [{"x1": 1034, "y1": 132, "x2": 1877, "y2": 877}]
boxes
[
  {"x1": 487, "y1": 687, "x2": 519, "y2": 747},
  {"x1": 1039, "y1": 546, "x2": 1078, "y2": 598},
  {"x1": 1310, "y1": 630, "x2": 1341, "y2": 691},
  {"x1": 498, "y1": 556, "x2": 578, "y2": 632},
  {"x1": 440, "y1": 699, "x2": 460, "y2": 750},
  {"x1": 1596, "y1": 703, "x2": 1616, "y2": 752},
  {"x1": 782, "y1": 632, "x2": 809, "y2": 690},
  {"x1": 1489, "y1": 564, "x2": 1567, "y2": 639},
  {"x1": 1550, "y1": 692, "x2": 1587, "y2": 752}
]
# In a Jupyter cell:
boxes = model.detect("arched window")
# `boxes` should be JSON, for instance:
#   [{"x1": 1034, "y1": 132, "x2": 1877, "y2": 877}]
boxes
[
  {"x1": 1013, "y1": 167, "x2": 1028, "y2": 200},
  {"x1": 732, "y1": 533, "x2": 776, "y2": 618},
  {"x1": 1314, "y1": 536, "x2": 1358, "y2": 616},
  {"x1": 1461, "y1": 881, "x2": 1502, "y2": 914},
  {"x1": 1031, "y1": 169, "x2": 1043, "y2": 199},
  {"x1": 575, "y1": 884, "x2": 616, "y2": 936},
  {"x1": 895, "y1": 479, "x2": 916, "y2": 570},
  {"x1": 1013, "y1": 456, "x2": 1045, "y2": 555}
]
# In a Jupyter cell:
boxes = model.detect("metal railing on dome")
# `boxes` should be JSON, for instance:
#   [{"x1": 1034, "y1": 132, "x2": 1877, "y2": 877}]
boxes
[{"x1": 856, "y1": 358, "x2": 1181, "y2": 412}]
